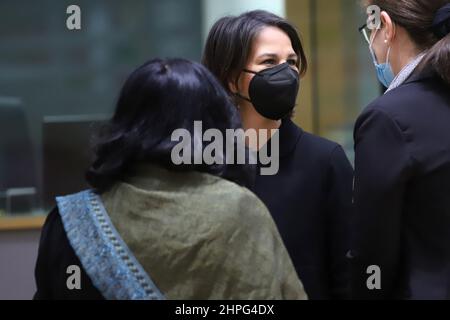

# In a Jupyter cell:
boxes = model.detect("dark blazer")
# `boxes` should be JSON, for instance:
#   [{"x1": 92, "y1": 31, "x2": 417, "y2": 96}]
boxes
[
  {"x1": 34, "y1": 207, "x2": 104, "y2": 299},
  {"x1": 351, "y1": 67, "x2": 450, "y2": 299},
  {"x1": 251, "y1": 119, "x2": 354, "y2": 300}
]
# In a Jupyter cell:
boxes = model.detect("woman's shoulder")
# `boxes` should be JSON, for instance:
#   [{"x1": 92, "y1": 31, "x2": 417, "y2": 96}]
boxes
[
  {"x1": 202, "y1": 173, "x2": 271, "y2": 217},
  {"x1": 361, "y1": 86, "x2": 415, "y2": 118},
  {"x1": 301, "y1": 131, "x2": 341, "y2": 151},
  {"x1": 294, "y1": 128, "x2": 348, "y2": 168},
  {"x1": 281, "y1": 119, "x2": 339, "y2": 157},
  {"x1": 360, "y1": 73, "x2": 449, "y2": 126},
  {"x1": 114, "y1": 169, "x2": 273, "y2": 224}
]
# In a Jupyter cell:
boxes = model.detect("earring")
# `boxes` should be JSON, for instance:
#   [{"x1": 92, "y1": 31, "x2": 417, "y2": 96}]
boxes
[{"x1": 384, "y1": 39, "x2": 388, "y2": 44}]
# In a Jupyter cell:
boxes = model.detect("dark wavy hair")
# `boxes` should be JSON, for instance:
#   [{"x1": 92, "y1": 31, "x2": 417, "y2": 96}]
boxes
[
  {"x1": 86, "y1": 58, "x2": 253, "y2": 193},
  {"x1": 202, "y1": 10, "x2": 307, "y2": 96}
]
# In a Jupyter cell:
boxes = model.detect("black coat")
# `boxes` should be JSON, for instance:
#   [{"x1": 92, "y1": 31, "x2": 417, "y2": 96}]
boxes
[
  {"x1": 251, "y1": 119, "x2": 354, "y2": 300},
  {"x1": 351, "y1": 67, "x2": 450, "y2": 299},
  {"x1": 34, "y1": 207, "x2": 104, "y2": 299},
  {"x1": 34, "y1": 120, "x2": 354, "y2": 300}
]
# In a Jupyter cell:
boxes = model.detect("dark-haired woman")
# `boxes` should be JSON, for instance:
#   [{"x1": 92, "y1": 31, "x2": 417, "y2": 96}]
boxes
[
  {"x1": 352, "y1": 1, "x2": 450, "y2": 299},
  {"x1": 33, "y1": 59, "x2": 307, "y2": 300},
  {"x1": 203, "y1": 10, "x2": 354, "y2": 300}
]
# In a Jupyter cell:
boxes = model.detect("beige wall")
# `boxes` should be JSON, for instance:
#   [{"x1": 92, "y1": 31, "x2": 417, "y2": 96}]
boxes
[
  {"x1": 286, "y1": 0, "x2": 378, "y2": 155},
  {"x1": 286, "y1": 0, "x2": 314, "y2": 133}
]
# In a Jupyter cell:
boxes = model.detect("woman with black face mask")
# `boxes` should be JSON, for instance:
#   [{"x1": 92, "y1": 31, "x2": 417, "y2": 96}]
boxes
[{"x1": 203, "y1": 10, "x2": 354, "y2": 300}]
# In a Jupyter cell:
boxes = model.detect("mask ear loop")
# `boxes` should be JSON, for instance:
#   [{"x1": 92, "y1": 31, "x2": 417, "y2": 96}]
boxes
[
  {"x1": 233, "y1": 69, "x2": 258, "y2": 103},
  {"x1": 369, "y1": 28, "x2": 379, "y2": 64},
  {"x1": 384, "y1": 19, "x2": 396, "y2": 66},
  {"x1": 234, "y1": 92, "x2": 252, "y2": 103},
  {"x1": 369, "y1": 28, "x2": 392, "y2": 66},
  {"x1": 385, "y1": 46, "x2": 391, "y2": 66}
]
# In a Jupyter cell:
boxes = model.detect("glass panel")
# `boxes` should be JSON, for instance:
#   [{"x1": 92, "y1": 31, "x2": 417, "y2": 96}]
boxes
[{"x1": 0, "y1": 0, "x2": 202, "y2": 217}]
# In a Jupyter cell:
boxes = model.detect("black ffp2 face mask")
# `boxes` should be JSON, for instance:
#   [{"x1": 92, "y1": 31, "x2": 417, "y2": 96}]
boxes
[{"x1": 236, "y1": 63, "x2": 300, "y2": 121}]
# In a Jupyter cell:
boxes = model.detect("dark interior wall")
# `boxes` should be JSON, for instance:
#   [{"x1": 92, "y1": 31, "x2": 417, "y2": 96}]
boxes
[{"x1": 0, "y1": 0, "x2": 203, "y2": 211}]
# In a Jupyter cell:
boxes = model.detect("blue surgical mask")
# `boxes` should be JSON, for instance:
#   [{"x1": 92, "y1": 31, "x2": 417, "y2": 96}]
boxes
[{"x1": 369, "y1": 30, "x2": 395, "y2": 88}]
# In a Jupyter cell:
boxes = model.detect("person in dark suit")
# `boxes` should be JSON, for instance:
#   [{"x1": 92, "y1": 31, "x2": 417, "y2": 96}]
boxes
[
  {"x1": 203, "y1": 10, "x2": 354, "y2": 299},
  {"x1": 352, "y1": 0, "x2": 450, "y2": 299}
]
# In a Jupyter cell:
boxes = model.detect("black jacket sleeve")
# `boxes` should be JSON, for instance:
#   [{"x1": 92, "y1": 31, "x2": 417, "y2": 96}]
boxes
[
  {"x1": 325, "y1": 145, "x2": 354, "y2": 299},
  {"x1": 33, "y1": 207, "x2": 104, "y2": 300},
  {"x1": 351, "y1": 108, "x2": 413, "y2": 299}
]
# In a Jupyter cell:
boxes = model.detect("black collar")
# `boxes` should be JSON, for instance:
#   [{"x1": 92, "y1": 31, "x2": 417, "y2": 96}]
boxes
[
  {"x1": 263, "y1": 119, "x2": 303, "y2": 158},
  {"x1": 280, "y1": 119, "x2": 304, "y2": 158},
  {"x1": 404, "y1": 64, "x2": 439, "y2": 85}
]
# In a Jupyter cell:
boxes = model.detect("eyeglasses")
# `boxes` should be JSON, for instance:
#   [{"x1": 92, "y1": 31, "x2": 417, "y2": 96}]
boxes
[{"x1": 358, "y1": 23, "x2": 372, "y2": 45}]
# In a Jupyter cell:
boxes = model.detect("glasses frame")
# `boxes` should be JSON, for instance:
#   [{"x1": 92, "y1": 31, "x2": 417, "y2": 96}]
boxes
[{"x1": 358, "y1": 23, "x2": 371, "y2": 45}]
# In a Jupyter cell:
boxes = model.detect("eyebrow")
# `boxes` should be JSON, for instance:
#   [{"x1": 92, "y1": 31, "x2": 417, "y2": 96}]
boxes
[{"x1": 257, "y1": 53, "x2": 298, "y2": 60}]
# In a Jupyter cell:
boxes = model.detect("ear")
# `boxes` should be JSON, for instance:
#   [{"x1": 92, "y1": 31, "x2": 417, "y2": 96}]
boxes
[
  {"x1": 380, "y1": 11, "x2": 396, "y2": 43},
  {"x1": 228, "y1": 80, "x2": 237, "y2": 94},
  {"x1": 228, "y1": 75, "x2": 240, "y2": 95}
]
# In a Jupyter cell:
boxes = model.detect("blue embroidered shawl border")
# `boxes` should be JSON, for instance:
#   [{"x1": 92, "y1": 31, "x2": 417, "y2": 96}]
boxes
[{"x1": 56, "y1": 190, "x2": 165, "y2": 300}]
